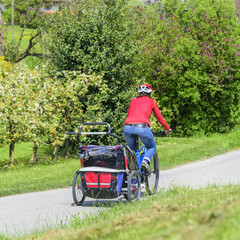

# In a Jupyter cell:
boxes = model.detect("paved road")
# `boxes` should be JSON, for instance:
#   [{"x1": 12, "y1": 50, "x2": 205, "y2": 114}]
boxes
[
  {"x1": 0, "y1": 149, "x2": 240, "y2": 237},
  {"x1": 159, "y1": 149, "x2": 240, "y2": 188}
]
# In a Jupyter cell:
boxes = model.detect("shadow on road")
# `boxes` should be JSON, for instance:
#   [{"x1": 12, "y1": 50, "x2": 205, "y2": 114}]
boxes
[{"x1": 71, "y1": 196, "x2": 128, "y2": 208}]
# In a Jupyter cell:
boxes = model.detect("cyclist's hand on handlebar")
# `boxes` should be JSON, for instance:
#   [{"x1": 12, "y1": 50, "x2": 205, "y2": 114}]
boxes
[{"x1": 165, "y1": 129, "x2": 172, "y2": 135}]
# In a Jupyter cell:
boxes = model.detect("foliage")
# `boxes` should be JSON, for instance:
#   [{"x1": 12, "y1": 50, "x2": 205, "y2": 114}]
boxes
[
  {"x1": 0, "y1": 56, "x2": 12, "y2": 77},
  {"x1": 0, "y1": 62, "x2": 47, "y2": 163},
  {"x1": 0, "y1": 63, "x2": 39, "y2": 145},
  {"x1": 1, "y1": 0, "x2": 50, "y2": 28},
  {"x1": 0, "y1": 58, "x2": 109, "y2": 163},
  {"x1": 44, "y1": 70, "x2": 109, "y2": 148},
  {"x1": 139, "y1": 0, "x2": 240, "y2": 135},
  {"x1": 43, "y1": 0, "x2": 141, "y2": 141}
]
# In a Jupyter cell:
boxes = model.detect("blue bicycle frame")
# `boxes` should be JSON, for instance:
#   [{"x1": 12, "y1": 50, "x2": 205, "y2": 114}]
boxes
[{"x1": 135, "y1": 144, "x2": 147, "y2": 175}]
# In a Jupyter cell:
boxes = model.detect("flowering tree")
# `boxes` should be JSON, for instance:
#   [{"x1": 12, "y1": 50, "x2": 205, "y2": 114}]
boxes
[
  {"x1": 44, "y1": 70, "x2": 109, "y2": 158},
  {"x1": 139, "y1": 0, "x2": 240, "y2": 135},
  {"x1": 0, "y1": 59, "x2": 108, "y2": 164},
  {"x1": 0, "y1": 62, "x2": 44, "y2": 164}
]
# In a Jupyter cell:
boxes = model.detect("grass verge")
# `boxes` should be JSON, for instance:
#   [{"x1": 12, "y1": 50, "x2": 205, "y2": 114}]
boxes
[
  {"x1": 21, "y1": 184, "x2": 240, "y2": 240},
  {"x1": 0, "y1": 159, "x2": 79, "y2": 197},
  {"x1": 157, "y1": 127, "x2": 240, "y2": 169},
  {"x1": 0, "y1": 142, "x2": 54, "y2": 168}
]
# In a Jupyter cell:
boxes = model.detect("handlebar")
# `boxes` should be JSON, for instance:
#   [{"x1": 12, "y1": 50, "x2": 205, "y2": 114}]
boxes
[{"x1": 152, "y1": 130, "x2": 172, "y2": 137}]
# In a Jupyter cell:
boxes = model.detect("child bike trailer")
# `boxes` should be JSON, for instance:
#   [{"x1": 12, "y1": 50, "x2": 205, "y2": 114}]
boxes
[{"x1": 68, "y1": 122, "x2": 141, "y2": 206}]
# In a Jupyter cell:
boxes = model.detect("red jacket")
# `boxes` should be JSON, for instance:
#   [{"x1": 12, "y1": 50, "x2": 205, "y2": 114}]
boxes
[{"x1": 124, "y1": 96, "x2": 170, "y2": 130}]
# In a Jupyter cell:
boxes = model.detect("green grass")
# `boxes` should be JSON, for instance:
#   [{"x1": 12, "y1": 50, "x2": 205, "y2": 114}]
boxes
[
  {"x1": 4, "y1": 26, "x2": 38, "y2": 49},
  {"x1": 0, "y1": 159, "x2": 79, "y2": 197},
  {"x1": 0, "y1": 142, "x2": 54, "y2": 167},
  {"x1": 21, "y1": 184, "x2": 240, "y2": 240},
  {"x1": 0, "y1": 127, "x2": 239, "y2": 197},
  {"x1": 156, "y1": 127, "x2": 240, "y2": 169}
]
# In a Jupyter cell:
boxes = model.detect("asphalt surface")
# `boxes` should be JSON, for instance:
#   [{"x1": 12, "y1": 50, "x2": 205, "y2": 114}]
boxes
[
  {"x1": 159, "y1": 149, "x2": 240, "y2": 189},
  {"x1": 0, "y1": 149, "x2": 240, "y2": 237}
]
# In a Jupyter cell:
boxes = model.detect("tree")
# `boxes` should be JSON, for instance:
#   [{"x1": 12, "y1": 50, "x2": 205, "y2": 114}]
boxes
[
  {"x1": 44, "y1": 70, "x2": 109, "y2": 159},
  {"x1": 139, "y1": 0, "x2": 240, "y2": 135},
  {"x1": 0, "y1": 62, "x2": 45, "y2": 164},
  {"x1": 0, "y1": 57, "x2": 109, "y2": 164},
  {"x1": 2, "y1": 0, "x2": 53, "y2": 63},
  {"x1": 43, "y1": 0, "x2": 141, "y2": 140}
]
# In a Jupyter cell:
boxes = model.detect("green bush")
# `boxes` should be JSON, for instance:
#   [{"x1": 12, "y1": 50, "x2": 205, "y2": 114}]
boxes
[
  {"x1": 43, "y1": 0, "x2": 141, "y2": 141},
  {"x1": 139, "y1": 0, "x2": 240, "y2": 135}
]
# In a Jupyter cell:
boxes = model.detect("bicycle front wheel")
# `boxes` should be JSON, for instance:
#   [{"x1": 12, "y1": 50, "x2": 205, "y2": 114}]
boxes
[
  {"x1": 145, "y1": 152, "x2": 159, "y2": 195},
  {"x1": 72, "y1": 170, "x2": 85, "y2": 206}
]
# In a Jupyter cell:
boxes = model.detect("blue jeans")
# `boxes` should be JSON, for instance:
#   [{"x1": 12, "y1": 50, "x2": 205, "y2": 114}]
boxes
[{"x1": 124, "y1": 125, "x2": 156, "y2": 162}]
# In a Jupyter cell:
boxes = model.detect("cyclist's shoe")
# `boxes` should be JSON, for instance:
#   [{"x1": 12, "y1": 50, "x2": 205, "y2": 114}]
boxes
[{"x1": 141, "y1": 159, "x2": 151, "y2": 175}]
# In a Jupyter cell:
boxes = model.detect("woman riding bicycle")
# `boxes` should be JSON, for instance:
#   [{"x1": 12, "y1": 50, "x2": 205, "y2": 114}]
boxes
[{"x1": 124, "y1": 84, "x2": 172, "y2": 175}]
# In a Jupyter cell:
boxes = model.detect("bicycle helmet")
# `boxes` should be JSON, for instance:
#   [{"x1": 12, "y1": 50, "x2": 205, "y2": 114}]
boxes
[{"x1": 138, "y1": 84, "x2": 153, "y2": 93}]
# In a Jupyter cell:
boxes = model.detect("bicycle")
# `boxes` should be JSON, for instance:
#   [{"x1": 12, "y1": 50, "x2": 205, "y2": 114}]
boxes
[
  {"x1": 124, "y1": 130, "x2": 167, "y2": 200},
  {"x1": 67, "y1": 122, "x2": 167, "y2": 205}
]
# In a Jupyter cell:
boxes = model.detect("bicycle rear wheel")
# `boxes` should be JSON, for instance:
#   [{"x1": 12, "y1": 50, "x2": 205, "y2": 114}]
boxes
[
  {"x1": 145, "y1": 152, "x2": 159, "y2": 195},
  {"x1": 72, "y1": 170, "x2": 85, "y2": 206}
]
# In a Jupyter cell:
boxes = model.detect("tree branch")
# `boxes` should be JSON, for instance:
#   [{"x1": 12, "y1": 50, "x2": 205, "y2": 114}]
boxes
[
  {"x1": 14, "y1": 32, "x2": 51, "y2": 63},
  {"x1": 16, "y1": 9, "x2": 39, "y2": 54},
  {"x1": 15, "y1": 52, "x2": 51, "y2": 63}
]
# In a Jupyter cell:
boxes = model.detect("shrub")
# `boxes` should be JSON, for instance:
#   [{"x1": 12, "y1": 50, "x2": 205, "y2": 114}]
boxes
[
  {"x1": 43, "y1": 0, "x2": 141, "y2": 140},
  {"x1": 0, "y1": 59, "x2": 108, "y2": 163},
  {"x1": 139, "y1": 0, "x2": 240, "y2": 135}
]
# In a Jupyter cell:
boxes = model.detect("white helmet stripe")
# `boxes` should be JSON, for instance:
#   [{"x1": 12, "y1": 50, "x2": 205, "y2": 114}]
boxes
[{"x1": 138, "y1": 85, "x2": 152, "y2": 93}]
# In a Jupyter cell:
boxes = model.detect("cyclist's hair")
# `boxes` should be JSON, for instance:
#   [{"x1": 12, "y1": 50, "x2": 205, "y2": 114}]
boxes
[{"x1": 138, "y1": 92, "x2": 151, "y2": 97}]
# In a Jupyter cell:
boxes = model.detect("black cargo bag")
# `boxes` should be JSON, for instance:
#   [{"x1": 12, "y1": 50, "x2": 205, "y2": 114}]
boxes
[
  {"x1": 79, "y1": 167, "x2": 125, "y2": 199},
  {"x1": 80, "y1": 145, "x2": 125, "y2": 170}
]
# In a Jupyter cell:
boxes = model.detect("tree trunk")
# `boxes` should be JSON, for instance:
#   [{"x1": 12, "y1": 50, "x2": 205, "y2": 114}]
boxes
[
  {"x1": 52, "y1": 145, "x2": 58, "y2": 160},
  {"x1": 9, "y1": 141, "x2": 15, "y2": 165},
  {"x1": 9, "y1": 121, "x2": 15, "y2": 165},
  {"x1": 64, "y1": 138, "x2": 69, "y2": 157},
  {"x1": 29, "y1": 141, "x2": 39, "y2": 163}
]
